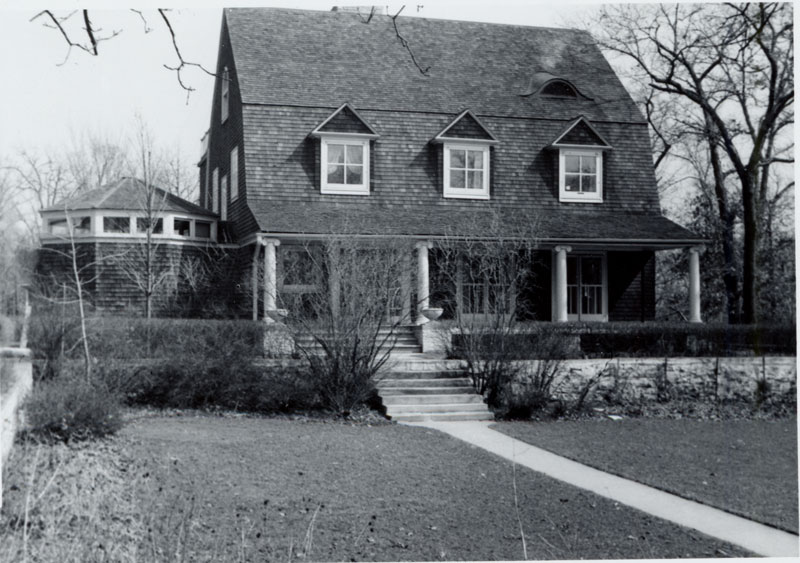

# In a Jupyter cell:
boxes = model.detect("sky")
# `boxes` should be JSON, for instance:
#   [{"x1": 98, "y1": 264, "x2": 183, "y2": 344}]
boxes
[{"x1": 0, "y1": 2, "x2": 599, "y2": 180}]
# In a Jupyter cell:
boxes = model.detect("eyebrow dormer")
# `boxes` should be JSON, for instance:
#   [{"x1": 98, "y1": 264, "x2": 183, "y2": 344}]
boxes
[{"x1": 520, "y1": 71, "x2": 591, "y2": 100}]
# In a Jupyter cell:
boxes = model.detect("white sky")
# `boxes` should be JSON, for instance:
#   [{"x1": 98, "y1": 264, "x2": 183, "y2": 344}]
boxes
[{"x1": 0, "y1": 2, "x2": 599, "y2": 175}]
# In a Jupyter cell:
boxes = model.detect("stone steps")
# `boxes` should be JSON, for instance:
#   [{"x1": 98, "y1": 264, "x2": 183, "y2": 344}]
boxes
[
  {"x1": 294, "y1": 326, "x2": 422, "y2": 354},
  {"x1": 377, "y1": 358, "x2": 493, "y2": 422}
]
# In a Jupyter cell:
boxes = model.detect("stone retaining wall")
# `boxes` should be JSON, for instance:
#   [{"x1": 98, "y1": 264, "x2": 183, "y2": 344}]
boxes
[
  {"x1": 1, "y1": 348, "x2": 33, "y2": 512},
  {"x1": 513, "y1": 356, "x2": 797, "y2": 403}
]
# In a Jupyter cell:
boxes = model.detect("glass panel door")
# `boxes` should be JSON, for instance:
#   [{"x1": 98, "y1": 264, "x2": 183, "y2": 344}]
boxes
[{"x1": 566, "y1": 255, "x2": 605, "y2": 321}]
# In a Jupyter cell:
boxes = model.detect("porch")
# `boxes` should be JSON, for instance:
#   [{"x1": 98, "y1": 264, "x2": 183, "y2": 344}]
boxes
[{"x1": 248, "y1": 235, "x2": 704, "y2": 328}]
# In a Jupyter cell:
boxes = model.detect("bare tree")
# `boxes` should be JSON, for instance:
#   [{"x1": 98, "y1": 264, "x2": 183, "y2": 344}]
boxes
[
  {"x1": 30, "y1": 9, "x2": 215, "y2": 97},
  {"x1": 593, "y1": 3, "x2": 794, "y2": 324},
  {"x1": 282, "y1": 235, "x2": 415, "y2": 415}
]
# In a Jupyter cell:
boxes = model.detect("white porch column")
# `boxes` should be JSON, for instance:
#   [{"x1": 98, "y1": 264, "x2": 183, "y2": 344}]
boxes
[
  {"x1": 327, "y1": 245, "x2": 341, "y2": 319},
  {"x1": 415, "y1": 241, "x2": 432, "y2": 324},
  {"x1": 688, "y1": 246, "x2": 703, "y2": 323},
  {"x1": 251, "y1": 241, "x2": 261, "y2": 321},
  {"x1": 554, "y1": 245, "x2": 572, "y2": 322},
  {"x1": 262, "y1": 238, "x2": 280, "y2": 323}
]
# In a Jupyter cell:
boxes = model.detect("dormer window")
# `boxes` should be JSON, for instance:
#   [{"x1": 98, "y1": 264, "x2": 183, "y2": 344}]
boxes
[
  {"x1": 221, "y1": 67, "x2": 230, "y2": 123},
  {"x1": 541, "y1": 80, "x2": 577, "y2": 98},
  {"x1": 433, "y1": 109, "x2": 498, "y2": 201},
  {"x1": 559, "y1": 149, "x2": 602, "y2": 202},
  {"x1": 310, "y1": 103, "x2": 379, "y2": 196},
  {"x1": 548, "y1": 116, "x2": 612, "y2": 204},
  {"x1": 444, "y1": 144, "x2": 490, "y2": 199},
  {"x1": 321, "y1": 137, "x2": 370, "y2": 194}
]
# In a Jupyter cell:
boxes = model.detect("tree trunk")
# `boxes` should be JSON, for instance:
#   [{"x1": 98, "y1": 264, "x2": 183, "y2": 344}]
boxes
[{"x1": 742, "y1": 175, "x2": 760, "y2": 324}]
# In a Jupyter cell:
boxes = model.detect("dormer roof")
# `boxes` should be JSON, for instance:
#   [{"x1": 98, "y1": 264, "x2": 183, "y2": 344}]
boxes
[
  {"x1": 548, "y1": 116, "x2": 613, "y2": 149},
  {"x1": 309, "y1": 103, "x2": 379, "y2": 138},
  {"x1": 432, "y1": 110, "x2": 498, "y2": 144}
]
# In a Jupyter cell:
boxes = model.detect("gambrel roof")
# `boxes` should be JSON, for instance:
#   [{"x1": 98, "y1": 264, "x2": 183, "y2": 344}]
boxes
[{"x1": 224, "y1": 8, "x2": 644, "y2": 123}]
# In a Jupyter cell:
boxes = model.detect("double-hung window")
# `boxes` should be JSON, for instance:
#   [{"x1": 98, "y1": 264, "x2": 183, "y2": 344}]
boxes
[
  {"x1": 559, "y1": 149, "x2": 602, "y2": 202},
  {"x1": 444, "y1": 143, "x2": 490, "y2": 200},
  {"x1": 320, "y1": 137, "x2": 370, "y2": 195}
]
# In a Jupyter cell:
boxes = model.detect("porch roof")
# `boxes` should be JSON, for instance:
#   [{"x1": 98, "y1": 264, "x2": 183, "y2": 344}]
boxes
[{"x1": 249, "y1": 201, "x2": 705, "y2": 248}]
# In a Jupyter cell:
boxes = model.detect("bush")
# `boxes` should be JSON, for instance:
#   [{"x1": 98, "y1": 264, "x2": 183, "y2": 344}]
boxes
[
  {"x1": 23, "y1": 375, "x2": 123, "y2": 442},
  {"x1": 109, "y1": 358, "x2": 319, "y2": 414}
]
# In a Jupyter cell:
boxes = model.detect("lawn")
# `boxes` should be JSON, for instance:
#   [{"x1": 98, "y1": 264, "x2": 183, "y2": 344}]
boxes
[
  {"x1": 494, "y1": 418, "x2": 799, "y2": 534},
  {"x1": 117, "y1": 413, "x2": 749, "y2": 561}
]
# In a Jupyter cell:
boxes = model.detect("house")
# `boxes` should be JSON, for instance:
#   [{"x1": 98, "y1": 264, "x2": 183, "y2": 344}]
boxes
[
  {"x1": 39, "y1": 8, "x2": 705, "y2": 327},
  {"x1": 37, "y1": 178, "x2": 238, "y2": 316},
  {"x1": 197, "y1": 7, "x2": 704, "y2": 325}
]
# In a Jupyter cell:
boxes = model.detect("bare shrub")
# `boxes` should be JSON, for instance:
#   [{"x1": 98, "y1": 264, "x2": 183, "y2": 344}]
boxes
[{"x1": 286, "y1": 237, "x2": 415, "y2": 415}]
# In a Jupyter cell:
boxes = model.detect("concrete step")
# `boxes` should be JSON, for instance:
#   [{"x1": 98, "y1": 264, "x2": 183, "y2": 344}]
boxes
[
  {"x1": 386, "y1": 402, "x2": 489, "y2": 415},
  {"x1": 377, "y1": 377, "x2": 473, "y2": 388},
  {"x1": 389, "y1": 359, "x2": 466, "y2": 372},
  {"x1": 379, "y1": 386, "x2": 476, "y2": 395},
  {"x1": 382, "y1": 393, "x2": 484, "y2": 406},
  {"x1": 389, "y1": 411, "x2": 494, "y2": 422},
  {"x1": 385, "y1": 370, "x2": 465, "y2": 379}
]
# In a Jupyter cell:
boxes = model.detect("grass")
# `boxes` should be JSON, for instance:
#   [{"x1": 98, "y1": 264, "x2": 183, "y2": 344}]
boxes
[
  {"x1": 494, "y1": 417, "x2": 799, "y2": 533},
  {"x1": 119, "y1": 413, "x2": 750, "y2": 560},
  {"x1": 1, "y1": 412, "x2": 760, "y2": 560}
]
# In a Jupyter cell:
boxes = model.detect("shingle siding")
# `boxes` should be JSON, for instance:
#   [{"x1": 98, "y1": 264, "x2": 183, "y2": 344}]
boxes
[
  {"x1": 608, "y1": 251, "x2": 656, "y2": 321},
  {"x1": 242, "y1": 105, "x2": 660, "y2": 215}
]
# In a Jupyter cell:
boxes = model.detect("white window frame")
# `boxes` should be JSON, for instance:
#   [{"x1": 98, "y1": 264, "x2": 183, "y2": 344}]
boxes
[
  {"x1": 220, "y1": 174, "x2": 228, "y2": 221},
  {"x1": 559, "y1": 148, "x2": 603, "y2": 203},
  {"x1": 221, "y1": 67, "x2": 229, "y2": 123},
  {"x1": 320, "y1": 136, "x2": 370, "y2": 195},
  {"x1": 443, "y1": 142, "x2": 490, "y2": 200},
  {"x1": 230, "y1": 147, "x2": 239, "y2": 201},
  {"x1": 212, "y1": 168, "x2": 219, "y2": 213}
]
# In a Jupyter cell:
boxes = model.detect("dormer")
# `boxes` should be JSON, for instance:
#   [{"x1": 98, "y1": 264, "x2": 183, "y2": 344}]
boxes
[
  {"x1": 548, "y1": 116, "x2": 612, "y2": 203},
  {"x1": 520, "y1": 71, "x2": 591, "y2": 100},
  {"x1": 309, "y1": 103, "x2": 379, "y2": 195},
  {"x1": 432, "y1": 110, "x2": 498, "y2": 200}
]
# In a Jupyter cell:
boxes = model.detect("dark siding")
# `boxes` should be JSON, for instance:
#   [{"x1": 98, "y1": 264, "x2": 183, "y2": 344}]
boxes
[
  {"x1": 608, "y1": 250, "x2": 655, "y2": 321},
  {"x1": 242, "y1": 105, "x2": 661, "y2": 220},
  {"x1": 36, "y1": 241, "x2": 250, "y2": 318},
  {"x1": 205, "y1": 15, "x2": 253, "y2": 241}
]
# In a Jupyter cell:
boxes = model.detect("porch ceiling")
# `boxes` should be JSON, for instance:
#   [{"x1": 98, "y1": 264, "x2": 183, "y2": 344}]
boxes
[{"x1": 248, "y1": 201, "x2": 705, "y2": 248}]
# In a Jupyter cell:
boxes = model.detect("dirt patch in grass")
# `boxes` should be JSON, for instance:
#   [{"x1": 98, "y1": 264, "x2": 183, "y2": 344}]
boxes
[
  {"x1": 494, "y1": 418, "x2": 798, "y2": 533},
  {"x1": 121, "y1": 413, "x2": 750, "y2": 560}
]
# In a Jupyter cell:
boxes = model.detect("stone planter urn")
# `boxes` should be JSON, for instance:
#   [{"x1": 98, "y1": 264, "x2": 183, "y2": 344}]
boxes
[
  {"x1": 421, "y1": 307, "x2": 444, "y2": 321},
  {"x1": 266, "y1": 308, "x2": 289, "y2": 322}
]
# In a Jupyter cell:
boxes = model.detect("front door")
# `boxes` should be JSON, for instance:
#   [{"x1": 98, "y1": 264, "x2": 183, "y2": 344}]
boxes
[{"x1": 567, "y1": 255, "x2": 606, "y2": 321}]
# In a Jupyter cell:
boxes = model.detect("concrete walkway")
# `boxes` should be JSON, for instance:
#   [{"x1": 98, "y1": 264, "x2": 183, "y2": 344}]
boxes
[{"x1": 405, "y1": 420, "x2": 799, "y2": 558}]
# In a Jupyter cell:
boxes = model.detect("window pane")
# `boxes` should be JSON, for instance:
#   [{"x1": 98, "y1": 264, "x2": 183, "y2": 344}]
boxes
[
  {"x1": 327, "y1": 144, "x2": 345, "y2": 165},
  {"x1": 327, "y1": 164, "x2": 344, "y2": 184},
  {"x1": 467, "y1": 150, "x2": 483, "y2": 170},
  {"x1": 74, "y1": 216, "x2": 91, "y2": 234},
  {"x1": 49, "y1": 219, "x2": 68, "y2": 235},
  {"x1": 104, "y1": 216, "x2": 130, "y2": 233},
  {"x1": 174, "y1": 218, "x2": 191, "y2": 237},
  {"x1": 567, "y1": 257, "x2": 578, "y2": 285},
  {"x1": 565, "y1": 174, "x2": 580, "y2": 192},
  {"x1": 195, "y1": 222, "x2": 211, "y2": 238},
  {"x1": 450, "y1": 170, "x2": 465, "y2": 188},
  {"x1": 582, "y1": 175, "x2": 597, "y2": 193},
  {"x1": 137, "y1": 217, "x2": 163, "y2": 234},
  {"x1": 450, "y1": 149, "x2": 465, "y2": 169},
  {"x1": 564, "y1": 155, "x2": 581, "y2": 173},
  {"x1": 467, "y1": 170, "x2": 483, "y2": 189},
  {"x1": 580, "y1": 155, "x2": 597, "y2": 174},
  {"x1": 346, "y1": 144, "x2": 363, "y2": 165},
  {"x1": 582, "y1": 257, "x2": 602, "y2": 285},
  {"x1": 345, "y1": 164, "x2": 363, "y2": 185}
]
